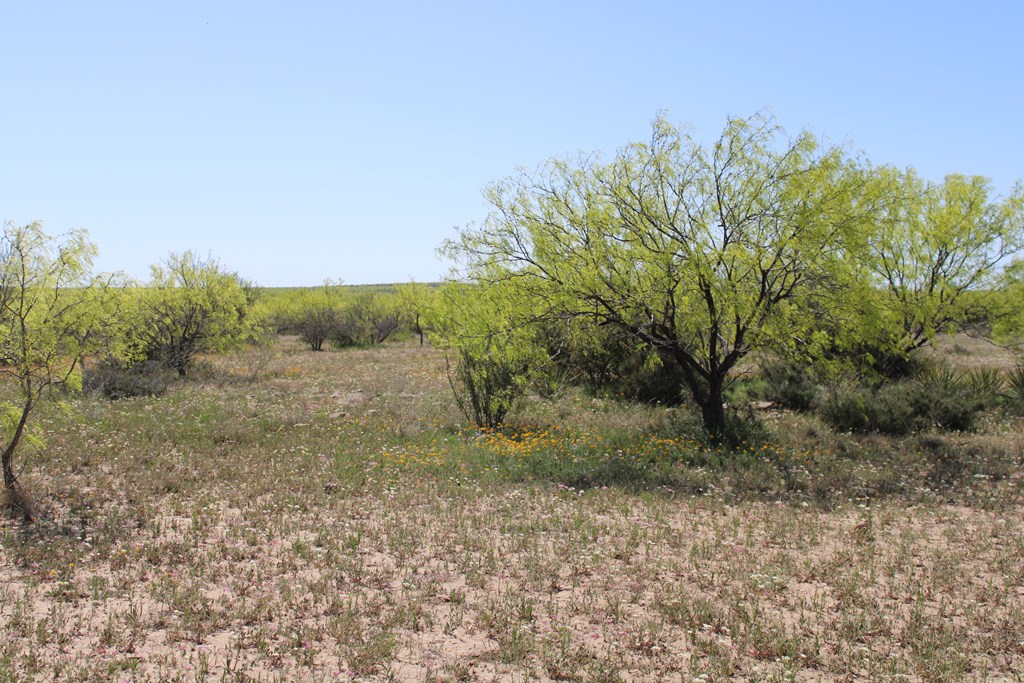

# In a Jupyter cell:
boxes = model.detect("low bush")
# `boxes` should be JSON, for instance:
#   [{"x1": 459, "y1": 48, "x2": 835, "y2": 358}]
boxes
[
  {"x1": 759, "y1": 359, "x2": 818, "y2": 411},
  {"x1": 965, "y1": 366, "x2": 1005, "y2": 401},
  {"x1": 448, "y1": 349, "x2": 530, "y2": 429},
  {"x1": 82, "y1": 359, "x2": 175, "y2": 399},
  {"x1": 1005, "y1": 362, "x2": 1024, "y2": 413},
  {"x1": 818, "y1": 370, "x2": 986, "y2": 435}
]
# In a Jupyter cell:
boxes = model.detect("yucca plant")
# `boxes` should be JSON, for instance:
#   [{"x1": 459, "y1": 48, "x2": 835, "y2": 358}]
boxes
[
  {"x1": 965, "y1": 366, "x2": 1005, "y2": 404},
  {"x1": 1006, "y1": 362, "x2": 1024, "y2": 407},
  {"x1": 919, "y1": 362, "x2": 965, "y2": 393}
]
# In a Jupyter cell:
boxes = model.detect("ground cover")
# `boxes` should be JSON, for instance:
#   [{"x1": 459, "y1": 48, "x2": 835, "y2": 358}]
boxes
[{"x1": 1, "y1": 340, "x2": 1022, "y2": 682}]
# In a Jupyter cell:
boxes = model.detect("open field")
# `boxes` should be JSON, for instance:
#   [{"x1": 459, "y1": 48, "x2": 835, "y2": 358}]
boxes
[{"x1": 1, "y1": 339, "x2": 1023, "y2": 682}]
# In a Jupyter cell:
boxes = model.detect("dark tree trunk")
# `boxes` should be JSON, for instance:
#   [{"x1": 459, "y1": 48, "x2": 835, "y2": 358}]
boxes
[
  {"x1": 697, "y1": 376, "x2": 727, "y2": 444},
  {"x1": 1, "y1": 446, "x2": 15, "y2": 491},
  {"x1": 671, "y1": 350, "x2": 730, "y2": 445},
  {"x1": 2, "y1": 401, "x2": 30, "y2": 492},
  {"x1": 415, "y1": 314, "x2": 424, "y2": 346}
]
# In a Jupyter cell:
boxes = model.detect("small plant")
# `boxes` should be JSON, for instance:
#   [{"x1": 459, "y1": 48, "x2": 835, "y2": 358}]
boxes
[
  {"x1": 447, "y1": 347, "x2": 530, "y2": 428},
  {"x1": 818, "y1": 371, "x2": 984, "y2": 435},
  {"x1": 965, "y1": 366, "x2": 1005, "y2": 402},
  {"x1": 819, "y1": 382, "x2": 915, "y2": 435},
  {"x1": 1004, "y1": 361, "x2": 1024, "y2": 410}
]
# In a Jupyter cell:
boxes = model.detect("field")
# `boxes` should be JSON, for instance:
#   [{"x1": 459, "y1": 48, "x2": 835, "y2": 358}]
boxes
[{"x1": 1, "y1": 338, "x2": 1023, "y2": 682}]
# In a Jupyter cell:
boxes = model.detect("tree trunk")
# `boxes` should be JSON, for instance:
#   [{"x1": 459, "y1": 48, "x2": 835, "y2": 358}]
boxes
[
  {"x1": 2, "y1": 401, "x2": 31, "y2": 492},
  {"x1": 697, "y1": 375, "x2": 728, "y2": 444},
  {"x1": 671, "y1": 350, "x2": 730, "y2": 444}
]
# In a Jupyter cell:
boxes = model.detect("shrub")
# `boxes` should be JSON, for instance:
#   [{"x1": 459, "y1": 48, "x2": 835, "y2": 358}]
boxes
[
  {"x1": 818, "y1": 370, "x2": 985, "y2": 435},
  {"x1": 723, "y1": 374, "x2": 771, "y2": 406},
  {"x1": 131, "y1": 252, "x2": 263, "y2": 377},
  {"x1": 819, "y1": 383, "x2": 919, "y2": 435},
  {"x1": 295, "y1": 304, "x2": 339, "y2": 351},
  {"x1": 1004, "y1": 362, "x2": 1024, "y2": 411},
  {"x1": 965, "y1": 366, "x2": 1005, "y2": 403},
  {"x1": 538, "y1": 322, "x2": 687, "y2": 405},
  {"x1": 83, "y1": 359, "x2": 175, "y2": 399},
  {"x1": 760, "y1": 359, "x2": 818, "y2": 411},
  {"x1": 447, "y1": 348, "x2": 530, "y2": 429},
  {"x1": 331, "y1": 292, "x2": 402, "y2": 347}
]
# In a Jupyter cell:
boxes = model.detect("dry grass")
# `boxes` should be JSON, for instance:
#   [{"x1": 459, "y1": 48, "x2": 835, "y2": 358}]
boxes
[{"x1": 1, "y1": 338, "x2": 1022, "y2": 682}]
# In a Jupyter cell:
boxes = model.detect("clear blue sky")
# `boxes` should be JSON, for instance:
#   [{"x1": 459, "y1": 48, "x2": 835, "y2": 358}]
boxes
[{"x1": 2, "y1": 1, "x2": 1021, "y2": 286}]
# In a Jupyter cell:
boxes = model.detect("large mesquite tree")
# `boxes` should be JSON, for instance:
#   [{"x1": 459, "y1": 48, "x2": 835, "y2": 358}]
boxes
[{"x1": 443, "y1": 113, "x2": 868, "y2": 441}]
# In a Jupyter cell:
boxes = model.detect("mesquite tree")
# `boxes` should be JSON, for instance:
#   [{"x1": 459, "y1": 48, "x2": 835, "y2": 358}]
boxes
[
  {"x1": 0, "y1": 222, "x2": 121, "y2": 514},
  {"x1": 443, "y1": 112, "x2": 867, "y2": 441}
]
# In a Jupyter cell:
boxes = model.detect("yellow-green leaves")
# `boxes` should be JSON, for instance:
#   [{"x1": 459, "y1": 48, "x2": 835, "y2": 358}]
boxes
[
  {"x1": 443, "y1": 112, "x2": 865, "y2": 438},
  {"x1": 863, "y1": 170, "x2": 1024, "y2": 353},
  {"x1": 0, "y1": 221, "x2": 122, "y2": 494},
  {"x1": 132, "y1": 251, "x2": 264, "y2": 377}
]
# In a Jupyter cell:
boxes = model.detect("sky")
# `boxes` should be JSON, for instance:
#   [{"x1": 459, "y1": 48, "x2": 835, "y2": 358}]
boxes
[{"x1": 1, "y1": 1, "x2": 1022, "y2": 286}]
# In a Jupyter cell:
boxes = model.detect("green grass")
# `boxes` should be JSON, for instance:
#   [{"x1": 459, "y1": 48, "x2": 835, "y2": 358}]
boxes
[{"x1": 0, "y1": 337, "x2": 1022, "y2": 681}]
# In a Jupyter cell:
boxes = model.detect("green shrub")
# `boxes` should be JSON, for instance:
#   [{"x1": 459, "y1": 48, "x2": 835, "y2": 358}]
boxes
[
  {"x1": 965, "y1": 366, "x2": 1005, "y2": 402},
  {"x1": 605, "y1": 351, "x2": 688, "y2": 405},
  {"x1": 819, "y1": 383, "x2": 919, "y2": 435},
  {"x1": 448, "y1": 349, "x2": 530, "y2": 429},
  {"x1": 723, "y1": 374, "x2": 771, "y2": 406},
  {"x1": 540, "y1": 322, "x2": 687, "y2": 405},
  {"x1": 818, "y1": 371, "x2": 985, "y2": 435},
  {"x1": 759, "y1": 359, "x2": 818, "y2": 411},
  {"x1": 1005, "y1": 362, "x2": 1024, "y2": 412}
]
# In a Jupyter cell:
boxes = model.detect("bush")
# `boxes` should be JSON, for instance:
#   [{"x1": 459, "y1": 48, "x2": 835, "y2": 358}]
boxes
[
  {"x1": 760, "y1": 359, "x2": 818, "y2": 411},
  {"x1": 331, "y1": 293, "x2": 402, "y2": 348},
  {"x1": 131, "y1": 252, "x2": 263, "y2": 377},
  {"x1": 1004, "y1": 362, "x2": 1024, "y2": 412},
  {"x1": 818, "y1": 370, "x2": 985, "y2": 435},
  {"x1": 295, "y1": 305, "x2": 339, "y2": 351},
  {"x1": 723, "y1": 374, "x2": 771, "y2": 406},
  {"x1": 965, "y1": 366, "x2": 1005, "y2": 402},
  {"x1": 83, "y1": 359, "x2": 175, "y2": 399},
  {"x1": 448, "y1": 348, "x2": 530, "y2": 429}
]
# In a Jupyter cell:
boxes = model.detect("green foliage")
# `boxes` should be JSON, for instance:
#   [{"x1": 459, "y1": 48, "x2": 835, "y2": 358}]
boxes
[
  {"x1": 331, "y1": 291, "x2": 403, "y2": 347},
  {"x1": 818, "y1": 366, "x2": 986, "y2": 435},
  {"x1": 291, "y1": 280, "x2": 345, "y2": 351},
  {"x1": 993, "y1": 258, "x2": 1024, "y2": 347},
  {"x1": 862, "y1": 171, "x2": 1024, "y2": 357},
  {"x1": 538, "y1": 319, "x2": 687, "y2": 404},
  {"x1": 448, "y1": 347, "x2": 531, "y2": 428},
  {"x1": 443, "y1": 111, "x2": 868, "y2": 441},
  {"x1": 263, "y1": 282, "x2": 437, "y2": 351},
  {"x1": 394, "y1": 281, "x2": 439, "y2": 345},
  {"x1": 1005, "y1": 362, "x2": 1024, "y2": 411},
  {"x1": 435, "y1": 283, "x2": 540, "y2": 428},
  {"x1": 0, "y1": 221, "x2": 123, "y2": 497},
  {"x1": 819, "y1": 384, "x2": 920, "y2": 436},
  {"x1": 964, "y1": 366, "x2": 1005, "y2": 401},
  {"x1": 759, "y1": 359, "x2": 819, "y2": 411},
  {"x1": 129, "y1": 252, "x2": 263, "y2": 377}
]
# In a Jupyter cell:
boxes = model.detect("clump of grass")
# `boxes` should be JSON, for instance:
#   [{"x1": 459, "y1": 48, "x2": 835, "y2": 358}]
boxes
[{"x1": 1, "y1": 483, "x2": 36, "y2": 522}]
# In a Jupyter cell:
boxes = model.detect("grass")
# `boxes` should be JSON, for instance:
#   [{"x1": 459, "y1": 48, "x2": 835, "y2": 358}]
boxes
[{"x1": 0, "y1": 337, "x2": 1022, "y2": 681}]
